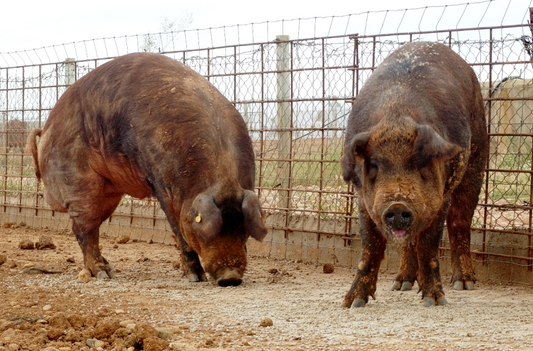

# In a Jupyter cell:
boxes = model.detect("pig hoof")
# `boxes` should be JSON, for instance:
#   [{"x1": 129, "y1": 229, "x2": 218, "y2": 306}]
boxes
[
  {"x1": 453, "y1": 280, "x2": 474, "y2": 290},
  {"x1": 188, "y1": 273, "x2": 207, "y2": 282},
  {"x1": 107, "y1": 269, "x2": 116, "y2": 279},
  {"x1": 97, "y1": 271, "x2": 110, "y2": 280},
  {"x1": 423, "y1": 297, "x2": 448, "y2": 307},
  {"x1": 400, "y1": 282, "x2": 413, "y2": 291},
  {"x1": 423, "y1": 298, "x2": 436, "y2": 307},
  {"x1": 216, "y1": 268, "x2": 243, "y2": 287},
  {"x1": 351, "y1": 299, "x2": 366, "y2": 308},
  {"x1": 391, "y1": 281, "x2": 401, "y2": 291},
  {"x1": 437, "y1": 297, "x2": 449, "y2": 306}
]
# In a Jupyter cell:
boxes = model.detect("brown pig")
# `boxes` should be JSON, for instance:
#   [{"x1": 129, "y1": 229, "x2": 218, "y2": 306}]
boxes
[
  {"x1": 27, "y1": 52, "x2": 267, "y2": 286},
  {"x1": 341, "y1": 42, "x2": 487, "y2": 307}
]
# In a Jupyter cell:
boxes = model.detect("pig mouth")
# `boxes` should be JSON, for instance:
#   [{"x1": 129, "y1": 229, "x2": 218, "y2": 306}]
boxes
[{"x1": 386, "y1": 227, "x2": 411, "y2": 241}]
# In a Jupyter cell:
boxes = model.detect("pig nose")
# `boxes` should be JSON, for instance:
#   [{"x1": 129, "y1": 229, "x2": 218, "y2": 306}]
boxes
[
  {"x1": 216, "y1": 267, "x2": 243, "y2": 287},
  {"x1": 383, "y1": 203, "x2": 413, "y2": 229}
]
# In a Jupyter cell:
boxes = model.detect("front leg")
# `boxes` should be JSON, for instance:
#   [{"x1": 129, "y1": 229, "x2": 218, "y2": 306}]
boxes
[
  {"x1": 416, "y1": 207, "x2": 449, "y2": 307},
  {"x1": 342, "y1": 209, "x2": 386, "y2": 308},
  {"x1": 170, "y1": 222, "x2": 206, "y2": 282}
]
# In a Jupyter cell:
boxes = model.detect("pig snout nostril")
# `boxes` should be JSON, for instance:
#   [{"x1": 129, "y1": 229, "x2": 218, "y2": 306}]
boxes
[{"x1": 383, "y1": 204, "x2": 413, "y2": 229}]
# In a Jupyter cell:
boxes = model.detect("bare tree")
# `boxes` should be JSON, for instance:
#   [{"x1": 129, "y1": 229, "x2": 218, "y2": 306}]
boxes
[{"x1": 141, "y1": 13, "x2": 193, "y2": 53}]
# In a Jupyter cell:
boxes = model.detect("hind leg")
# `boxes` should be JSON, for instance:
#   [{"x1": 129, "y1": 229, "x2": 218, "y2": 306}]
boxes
[
  {"x1": 42, "y1": 165, "x2": 123, "y2": 279},
  {"x1": 391, "y1": 243, "x2": 418, "y2": 291},
  {"x1": 70, "y1": 191, "x2": 123, "y2": 279}
]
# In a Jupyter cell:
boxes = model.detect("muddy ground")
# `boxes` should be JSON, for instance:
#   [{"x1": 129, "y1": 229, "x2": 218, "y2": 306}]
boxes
[{"x1": 1, "y1": 223, "x2": 533, "y2": 351}]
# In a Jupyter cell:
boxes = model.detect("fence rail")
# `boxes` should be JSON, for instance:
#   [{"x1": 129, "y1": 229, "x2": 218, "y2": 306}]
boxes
[{"x1": 2, "y1": 2, "x2": 533, "y2": 283}]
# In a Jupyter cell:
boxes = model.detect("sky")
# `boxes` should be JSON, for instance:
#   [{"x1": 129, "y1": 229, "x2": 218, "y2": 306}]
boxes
[{"x1": 2, "y1": 0, "x2": 532, "y2": 54}]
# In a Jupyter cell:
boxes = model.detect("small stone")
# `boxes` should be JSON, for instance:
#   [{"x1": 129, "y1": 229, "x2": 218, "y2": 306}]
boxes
[
  {"x1": 156, "y1": 328, "x2": 172, "y2": 339},
  {"x1": 0, "y1": 254, "x2": 6, "y2": 266},
  {"x1": 123, "y1": 334, "x2": 137, "y2": 348},
  {"x1": 116, "y1": 234, "x2": 130, "y2": 244},
  {"x1": 66, "y1": 257, "x2": 75, "y2": 263},
  {"x1": 172, "y1": 261, "x2": 180, "y2": 270},
  {"x1": 1, "y1": 328, "x2": 16, "y2": 340},
  {"x1": 115, "y1": 309, "x2": 125, "y2": 314},
  {"x1": 94, "y1": 340, "x2": 105, "y2": 348},
  {"x1": 120, "y1": 320, "x2": 136, "y2": 328},
  {"x1": 323, "y1": 263, "x2": 334, "y2": 274},
  {"x1": 59, "y1": 347, "x2": 72, "y2": 351},
  {"x1": 86, "y1": 339, "x2": 97, "y2": 348},
  {"x1": 18, "y1": 239, "x2": 34, "y2": 250},
  {"x1": 42, "y1": 347, "x2": 61, "y2": 351},
  {"x1": 42, "y1": 305, "x2": 52, "y2": 311},
  {"x1": 7, "y1": 344, "x2": 19, "y2": 351},
  {"x1": 268, "y1": 268, "x2": 278, "y2": 274},
  {"x1": 35, "y1": 236, "x2": 56, "y2": 250},
  {"x1": 260, "y1": 317, "x2": 273, "y2": 327},
  {"x1": 78, "y1": 268, "x2": 92, "y2": 283},
  {"x1": 113, "y1": 244, "x2": 118, "y2": 249}
]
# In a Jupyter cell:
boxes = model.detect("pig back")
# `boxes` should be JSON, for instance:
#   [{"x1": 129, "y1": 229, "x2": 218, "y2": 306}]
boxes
[{"x1": 40, "y1": 53, "x2": 255, "y2": 199}]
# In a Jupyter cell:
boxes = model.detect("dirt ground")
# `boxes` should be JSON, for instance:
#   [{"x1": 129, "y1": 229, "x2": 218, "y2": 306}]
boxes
[{"x1": 1, "y1": 223, "x2": 533, "y2": 351}]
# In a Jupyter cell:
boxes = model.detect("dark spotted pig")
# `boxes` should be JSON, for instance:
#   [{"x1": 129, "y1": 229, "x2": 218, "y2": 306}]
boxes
[
  {"x1": 27, "y1": 53, "x2": 267, "y2": 286},
  {"x1": 341, "y1": 42, "x2": 487, "y2": 307}
]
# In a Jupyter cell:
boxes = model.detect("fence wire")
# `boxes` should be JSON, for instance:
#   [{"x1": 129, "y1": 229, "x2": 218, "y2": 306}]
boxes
[{"x1": 1, "y1": 2, "x2": 533, "y2": 282}]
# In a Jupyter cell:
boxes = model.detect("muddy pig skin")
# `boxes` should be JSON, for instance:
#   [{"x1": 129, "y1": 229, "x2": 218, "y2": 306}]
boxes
[
  {"x1": 27, "y1": 53, "x2": 267, "y2": 286},
  {"x1": 341, "y1": 42, "x2": 487, "y2": 307}
]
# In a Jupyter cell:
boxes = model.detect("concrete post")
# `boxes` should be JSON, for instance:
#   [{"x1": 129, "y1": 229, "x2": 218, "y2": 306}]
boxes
[
  {"x1": 276, "y1": 35, "x2": 291, "y2": 209},
  {"x1": 65, "y1": 58, "x2": 76, "y2": 86}
]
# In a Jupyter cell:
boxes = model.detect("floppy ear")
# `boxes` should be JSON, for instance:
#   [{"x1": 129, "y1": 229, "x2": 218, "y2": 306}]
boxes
[
  {"x1": 242, "y1": 190, "x2": 267, "y2": 241},
  {"x1": 341, "y1": 131, "x2": 370, "y2": 183},
  {"x1": 414, "y1": 125, "x2": 462, "y2": 167},
  {"x1": 190, "y1": 193, "x2": 223, "y2": 242}
]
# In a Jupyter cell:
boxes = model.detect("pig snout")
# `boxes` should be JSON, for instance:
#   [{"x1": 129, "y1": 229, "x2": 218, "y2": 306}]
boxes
[
  {"x1": 215, "y1": 267, "x2": 243, "y2": 287},
  {"x1": 382, "y1": 202, "x2": 414, "y2": 241}
]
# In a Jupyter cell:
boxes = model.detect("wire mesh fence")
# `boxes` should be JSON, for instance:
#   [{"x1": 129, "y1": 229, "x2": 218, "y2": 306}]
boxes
[{"x1": 1, "y1": 1, "x2": 533, "y2": 282}]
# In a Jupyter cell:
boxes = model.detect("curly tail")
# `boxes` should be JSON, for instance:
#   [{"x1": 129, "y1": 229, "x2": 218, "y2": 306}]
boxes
[{"x1": 27, "y1": 128, "x2": 42, "y2": 180}]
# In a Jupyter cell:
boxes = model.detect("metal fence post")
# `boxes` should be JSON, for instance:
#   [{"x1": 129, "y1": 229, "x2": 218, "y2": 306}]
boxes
[
  {"x1": 276, "y1": 35, "x2": 291, "y2": 211},
  {"x1": 65, "y1": 58, "x2": 76, "y2": 86}
]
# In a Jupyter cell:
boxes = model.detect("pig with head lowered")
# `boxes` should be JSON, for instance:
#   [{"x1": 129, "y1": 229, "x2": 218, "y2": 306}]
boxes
[
  {"x1": 341, "y1": 42, "x2": 487, "y2": 307},
  {"x1": 27, "y1": 52, "x2": 267, "y2": 286}
]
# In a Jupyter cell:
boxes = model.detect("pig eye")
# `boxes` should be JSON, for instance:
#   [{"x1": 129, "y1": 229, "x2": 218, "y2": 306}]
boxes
[
  {"x1": 419, "y1": 166, "x2": 432, "y2": 181},
  {"x1": 366, "y1": 159, "x2": 379, "y2": 181}
]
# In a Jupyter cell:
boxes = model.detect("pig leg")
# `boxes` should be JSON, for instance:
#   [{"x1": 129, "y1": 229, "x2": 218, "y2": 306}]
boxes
[
  {"x1": 70, "y1": 189, "x2": 123, "y2": 279},
  {"x1": 162, "y1": 212, "x2": 207, "y2": 282},
  {"x1": 174, "y1": 229, "x2": 207, "y2": 282},
  {"x1": 446, "y1": 172, "x2": 482, "y2": 290},
  {"x1": 391, "y1": 243, "x2": 418, "y2": 291},
  {"x1": 342, "y1": 209, "x2": 386, "y2": 308},
  {"x1": 416, "y1": 207, "x2": 449, "y2": 307}
]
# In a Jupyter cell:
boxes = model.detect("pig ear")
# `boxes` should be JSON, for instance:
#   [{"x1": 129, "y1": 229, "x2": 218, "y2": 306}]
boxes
[
  {"x1": 414, "y1": 125, "x2": 462, "y2": 167},
  {"x1": 242, "y1": 190, "x2": 267, "y2": 241},
  {"x1": 341, "y1": 131, "x2": 370, "y2": 182},
  {"x1": 191, "y1": 193, "x2": 223, "y2": 242}
]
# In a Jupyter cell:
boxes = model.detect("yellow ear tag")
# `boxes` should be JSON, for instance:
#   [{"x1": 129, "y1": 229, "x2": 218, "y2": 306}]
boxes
[{"x1": 195, "y1": 214, "x2": 202, "y2": 223}]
